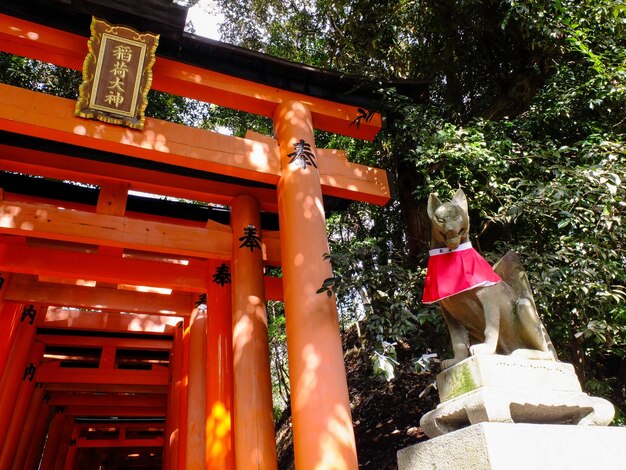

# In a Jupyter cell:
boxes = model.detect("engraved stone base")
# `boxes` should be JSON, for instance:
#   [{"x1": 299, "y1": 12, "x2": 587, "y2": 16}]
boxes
[
  {"x1": 436, "y1": 354, "x2": 581, "y2": 403},
  {"x1": 420, "y1": 355, "x2": 614, "y2": 437},
  {"x1": 398, "y1": 422, "x2": 626, "y2": 470}
]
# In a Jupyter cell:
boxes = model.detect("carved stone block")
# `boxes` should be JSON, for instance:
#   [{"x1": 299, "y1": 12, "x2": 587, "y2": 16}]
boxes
[
  {"x1": 436, "y1": 355, "x2": 581, "y2": 402},
  {"x1": 420, "y1": 355, "x2": 614, "y2": 438},
  {"x1": 398, "y1": 422, "x2": 626, "y2": 470}
]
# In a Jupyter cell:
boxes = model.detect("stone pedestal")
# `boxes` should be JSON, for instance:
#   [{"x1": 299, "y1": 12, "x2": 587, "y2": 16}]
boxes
[
  {"x1": 420, "y1": 355, "x2": 614, "y2": 437},
  {"x1": 399, "y1": 355, "x2": 621, "y2": 469},
  {"x1": 398, "y1": 422, "x2": 626, "y2": 470}
]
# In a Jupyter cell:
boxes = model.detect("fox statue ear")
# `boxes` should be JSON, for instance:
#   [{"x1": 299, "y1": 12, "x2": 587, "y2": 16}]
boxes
[
  {"x1": 451, "y1": 189, "x2": 468, "y2": 213},
  {"x1": 427, "y1": 193, "x2": 442, "y2": 219}
]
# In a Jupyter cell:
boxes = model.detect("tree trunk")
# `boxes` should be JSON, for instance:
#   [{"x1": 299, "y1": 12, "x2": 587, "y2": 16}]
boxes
[{"x1": 396, "y1": 160, "x2": 430, "y2": 267}]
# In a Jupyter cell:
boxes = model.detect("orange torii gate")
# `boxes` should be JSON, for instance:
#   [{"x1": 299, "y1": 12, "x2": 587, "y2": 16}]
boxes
[{"x1": 0, "y1": 2, "x2": 425, "y2": 469}]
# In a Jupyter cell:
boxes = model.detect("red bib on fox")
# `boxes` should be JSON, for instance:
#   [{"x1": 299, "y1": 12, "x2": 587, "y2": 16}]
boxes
[{"x1": 422, "y1": 242, "x2": 501, "y2": 304}]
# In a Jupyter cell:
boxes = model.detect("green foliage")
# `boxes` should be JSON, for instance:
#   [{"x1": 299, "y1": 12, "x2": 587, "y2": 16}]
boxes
[
  {"x1": 267, "y1": 300, "x2": 290, "y2": 414},
  {"x1": 0, "y1": 52, "x2": 81, "y2": 99},
  {"x1": 144, "y1": 91, "x2": 210, "y2": 126},
  {"x1": 226, "y1": 0, "x2": 626, "y2": 412},
  {"x1": 371, "y1": 341, "x2": 399, "y2": 381},
  {"x1": 199, "y1": 106, "x2": 273, "y2": 138},
  {"x1": 325, "y1": 204, "x2": 448, "y2": 354},
  {"x1": 378, "y1": 0, "x2": 626, "y2": 410},
  {"x1": 404, "y1": 117, "x2": 626, "y2": 357}
]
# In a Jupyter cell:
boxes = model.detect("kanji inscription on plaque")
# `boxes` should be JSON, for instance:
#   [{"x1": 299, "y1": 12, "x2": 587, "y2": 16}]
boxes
[{"x1": 75, "y1": 17, "x2": 159, "y2": 129}]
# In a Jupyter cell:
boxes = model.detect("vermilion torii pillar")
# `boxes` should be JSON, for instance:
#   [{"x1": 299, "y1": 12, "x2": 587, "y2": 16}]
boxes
[
  {"x1": 178, "y1": 323, "x2": 191, "y2": 470},
  {"x1": 0, "y1": 276, "x2": 20, "y2": 373},
  {"x1": 0, "y1": 341, "x2": 45, "y2": 468},
  {"x1": 164, "y1": 322, "x2": 183, "y2": 470},
  {"x1": 206, "y1": 261, "x2": 235, "y2": 470},
  {"x1": 186, "y1": 307, "x2": 208, "y2": 467},
  {"x1": 54, "y1": 415, "x2": 74, "y2": 470},
  {"x1": 0, "y1": 303, "x2": 41, "y2": 448},
  {"x1": 39, "y1": 407, "x2": 66, "y2": 470},
  {"x1": 14, "y1": 384, "x2": 49, "y2": 470},
  {"x1": 231, "y1": 195, "x2": 278, "y2": 469},
  {"x1": 0, "y1": 301, "x2": 21, "y2": 391},
  {"x1": 273, "y1": 101, "x2": 358, "y2": 470}
]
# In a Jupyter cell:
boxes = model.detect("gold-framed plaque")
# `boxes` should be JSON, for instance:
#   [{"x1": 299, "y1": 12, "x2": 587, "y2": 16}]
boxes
[{"x1": 75, "y1": 17, "x2": 159, "y2": 130}]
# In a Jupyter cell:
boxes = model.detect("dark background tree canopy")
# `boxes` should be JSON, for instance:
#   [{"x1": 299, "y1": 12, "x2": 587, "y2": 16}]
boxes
[{"x1": 1, "y1": 0, "x2": 624, "y2": 467}]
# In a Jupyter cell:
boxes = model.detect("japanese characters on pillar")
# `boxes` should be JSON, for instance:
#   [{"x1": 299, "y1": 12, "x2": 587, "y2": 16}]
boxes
[
  {"x1": 287, "y1": 139, "x2": 317, "y2": 169},
  {"x1": 212, "y1": 262, "x2": 232, "y2": 286},
  {"x1": 75, "y1": 17, "x2": 159, "y2": 129}
]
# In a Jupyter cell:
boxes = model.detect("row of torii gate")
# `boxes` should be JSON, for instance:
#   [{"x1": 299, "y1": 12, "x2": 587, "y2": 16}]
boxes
[{"x1": 0, "y1": 2, "x2": 397, "y2": 469}]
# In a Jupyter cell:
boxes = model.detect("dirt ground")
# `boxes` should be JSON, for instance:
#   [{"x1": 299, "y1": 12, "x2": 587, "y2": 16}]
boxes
[{"x1": 276, "y1": 343, "x2": 438, "y2": 469}]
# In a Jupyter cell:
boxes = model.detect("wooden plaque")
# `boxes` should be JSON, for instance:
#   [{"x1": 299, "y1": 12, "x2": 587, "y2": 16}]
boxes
[{"x1": 75, "y1": 17, "x2": 159, "y2": 129}]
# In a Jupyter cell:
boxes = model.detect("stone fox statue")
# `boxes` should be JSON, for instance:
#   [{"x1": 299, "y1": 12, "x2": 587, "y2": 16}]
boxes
[{"x1": 424, "y1": 189, "x2": 558, "y2": 369}]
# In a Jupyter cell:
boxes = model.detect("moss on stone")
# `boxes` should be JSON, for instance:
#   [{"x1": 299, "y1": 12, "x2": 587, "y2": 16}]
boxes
[{"x1": 445, "y1": 362, "x2": 478, "y2": 400}]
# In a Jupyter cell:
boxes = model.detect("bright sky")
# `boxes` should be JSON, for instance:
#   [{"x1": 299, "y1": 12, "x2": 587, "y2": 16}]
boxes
[{"x1": 185, "y1": 0, "x2": 224, "y2": 40}]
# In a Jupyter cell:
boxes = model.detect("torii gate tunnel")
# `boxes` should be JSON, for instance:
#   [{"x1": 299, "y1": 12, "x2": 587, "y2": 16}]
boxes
[{"x1": 0, "y1": 1, "x2": 412, "y2": 469}]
